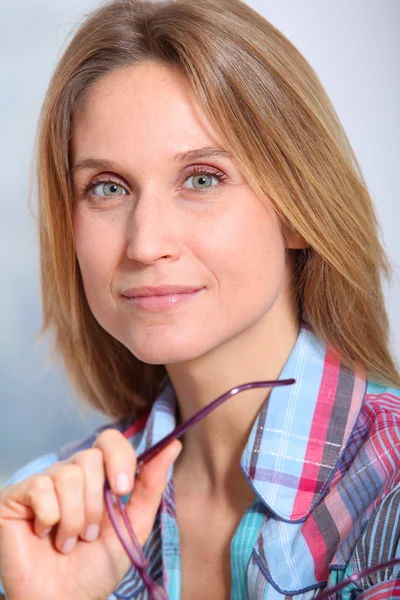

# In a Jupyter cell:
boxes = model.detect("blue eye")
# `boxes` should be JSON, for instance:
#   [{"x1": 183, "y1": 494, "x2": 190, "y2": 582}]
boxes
[
  {"x1": 183, "y1": 173, "x2": 219, "y2": 190},
  {"x1": 81, "y1": 166, "x2": 228, "y2": 200},
  {"x1": 93, "y1": 182, "x2": 127, "y2": 197},
  {"x1": 182, "y1": 167, "x2": 228, "y2": 192}
]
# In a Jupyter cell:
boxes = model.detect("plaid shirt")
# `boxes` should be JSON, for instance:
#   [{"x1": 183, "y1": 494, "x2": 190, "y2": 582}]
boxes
[{"x1": 1, "y1": 322, "x2": 399, "y2": 598}]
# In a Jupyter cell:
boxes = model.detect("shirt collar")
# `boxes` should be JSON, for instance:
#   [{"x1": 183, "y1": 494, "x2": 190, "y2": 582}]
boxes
[{"x1": 129, "y1": 320, "x2": 367, "y2": 522}]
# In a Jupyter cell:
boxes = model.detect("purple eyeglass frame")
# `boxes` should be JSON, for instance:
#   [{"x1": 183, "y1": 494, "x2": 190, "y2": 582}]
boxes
[{"x1": 103, "y1": 378, "x2": 400, "y2": 599}]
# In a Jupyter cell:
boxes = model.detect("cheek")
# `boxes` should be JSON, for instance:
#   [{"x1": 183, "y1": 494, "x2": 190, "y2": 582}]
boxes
[
  {"x1": 198, "y1": 200, "x2": 286, "y2": 295},
  {"x1": 73, "y1": 210, "x2": 122, "y2": 296}
]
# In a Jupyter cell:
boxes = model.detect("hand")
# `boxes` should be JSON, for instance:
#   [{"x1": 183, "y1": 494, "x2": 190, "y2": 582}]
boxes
[{"x1": 0, "y1": 429, "x2": 182, "y2": 600}]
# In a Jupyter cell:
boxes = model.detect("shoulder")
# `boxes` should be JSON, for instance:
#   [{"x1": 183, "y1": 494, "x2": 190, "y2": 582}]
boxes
[
  {"x1": 358, "y1": 379, "x2": 400, "y2": 450},
  {"x1": 349, "y1": 379, "x2": 400, "y2": 492},
  {"x1": 361, "y1": 380, "x2": 400, "y2": 461},
  {"x1": 364, "y1": 379, "x2": 400, "y2": 417},
  {"x1": 335, "y1": 380, "x2": 400, "y2": 592},
  {"x1": 360, "y1": 378, "x2": 400, "y2": 495},
  {"x1": 1, "y1": 412, "x2": 150, "y2": 491}
]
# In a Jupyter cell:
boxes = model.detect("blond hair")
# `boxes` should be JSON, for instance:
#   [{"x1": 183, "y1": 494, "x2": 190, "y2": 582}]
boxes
[{"x1": 35, "y1": 0, "x2": 400, "y2": 419}]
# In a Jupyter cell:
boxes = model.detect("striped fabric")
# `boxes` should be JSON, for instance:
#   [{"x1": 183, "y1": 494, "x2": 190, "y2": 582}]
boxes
[
  {"x1": 1, "y1": 321, "x2": 399, "y2": 599},
  {"x1": 230, "y1": 499, "x2": 264, "y2": 599}
]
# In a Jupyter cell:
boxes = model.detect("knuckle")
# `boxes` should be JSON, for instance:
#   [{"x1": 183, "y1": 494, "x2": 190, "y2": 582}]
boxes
[
  {"x1": 74, "y1": 447, "x2": 104, "y2": 470},
  {"x1": 93, "y1": 427, "x2": 121, "y2": 446},
  {"x1": 35, "y1": 503, "x2": 59, "y2": 526},
  {"x1": 95, "y1": 428, "x2": 133, "y2": 453},
  {"x1": 26, "y1": 480, "x2": 59, "y2": 524},
  {"x1": 89, "y1": 446, "x2": 105, "y2": 462},
  {"x1": 28, "y1": 474, "x2": 54, "y2": 497},
  {"x1": 94, "y1": 429, "x2": 137, "y2": 465},
  {"x1": 54, "y1": 464, "x2": 83, "y2": 488}
]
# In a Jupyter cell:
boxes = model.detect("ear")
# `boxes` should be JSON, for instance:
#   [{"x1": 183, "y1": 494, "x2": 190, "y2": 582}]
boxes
[{"x1": 282, "y1": 223, "x2": 309, "y2": 250}]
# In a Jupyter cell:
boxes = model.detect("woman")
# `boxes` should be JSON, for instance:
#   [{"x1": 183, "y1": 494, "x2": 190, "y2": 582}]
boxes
[{"x1": 0, "y1": 0, "x2": 399, "y2": 598}]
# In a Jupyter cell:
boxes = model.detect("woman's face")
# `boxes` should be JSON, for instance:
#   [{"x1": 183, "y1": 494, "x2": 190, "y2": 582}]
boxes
[{"x1": 71, "y1": 62, "x2": 301, "y2": 365}]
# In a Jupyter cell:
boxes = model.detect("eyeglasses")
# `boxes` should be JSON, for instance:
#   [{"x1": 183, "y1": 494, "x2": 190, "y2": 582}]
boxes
[
  {"x1": 316, "y1": 557, "x2": 400, "y2": 599},
  {"x1": 104, "y1": 378, "x2": 294, "y2": 598},
  {"x1": 103, "y1": 378, "x2": 400, "y2": 599}
]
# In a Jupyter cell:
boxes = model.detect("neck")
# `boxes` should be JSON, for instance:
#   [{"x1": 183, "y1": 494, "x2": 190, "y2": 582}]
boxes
[{"x1": 165, "y1": 303, "x2": 300, "y2": 498}]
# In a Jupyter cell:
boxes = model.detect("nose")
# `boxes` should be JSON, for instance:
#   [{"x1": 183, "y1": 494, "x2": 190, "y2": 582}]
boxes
[{"x1": 126, "y1": 188, "x2": 181, "y2": 265}]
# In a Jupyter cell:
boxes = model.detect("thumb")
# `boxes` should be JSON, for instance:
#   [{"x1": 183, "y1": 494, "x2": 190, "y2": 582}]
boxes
[{"x1": 124, "y1": 440, "x2": 183, "y2": 546}]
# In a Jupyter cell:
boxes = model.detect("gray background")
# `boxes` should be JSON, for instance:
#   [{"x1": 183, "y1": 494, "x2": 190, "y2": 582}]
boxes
[{"x1": 1, "y1": 0, "x2": 399, "y2": 486}]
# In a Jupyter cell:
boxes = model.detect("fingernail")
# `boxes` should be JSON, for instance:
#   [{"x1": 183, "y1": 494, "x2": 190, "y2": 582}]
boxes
[
  {"x1": 62, "y1": 537, "x2": 77, "y2": 554},
  {"x1": 84, "y1": 524, "x2": 100, "y2": 542},
  {"x1": 172, "y1": 445, "x2": 183, "y2": 461},
  {"x1": 39, "y1": 526, "x2": 52, "y2": 538},
  {"x1": 116, "y1": 471, "x2": 130, "y2": 494}
]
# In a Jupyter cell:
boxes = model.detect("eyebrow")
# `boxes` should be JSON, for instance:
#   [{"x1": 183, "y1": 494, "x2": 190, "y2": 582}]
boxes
[{"x1": 71, "y1": 146, "x2": 232, "y2": 176}]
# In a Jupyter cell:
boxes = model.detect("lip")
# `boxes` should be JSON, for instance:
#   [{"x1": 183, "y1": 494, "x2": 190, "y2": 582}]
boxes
[
  {"x1": 122, "y1": 285, "x2": 203, "y2": 298},
  {"x1": 122, "y1": 288, "x2": 204, "y2": 312}
]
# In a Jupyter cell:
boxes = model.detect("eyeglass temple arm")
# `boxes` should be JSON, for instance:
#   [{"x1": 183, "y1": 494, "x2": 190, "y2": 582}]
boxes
[
  {"x1": 104, "y1": 377, "x2": 296, "y2": 599},
  {"x1": 135, "y1": 378, "x2": 296, "y2": 472},
  {"x1": 316, "y1": 557, "x2": 400, "y2": 599}
]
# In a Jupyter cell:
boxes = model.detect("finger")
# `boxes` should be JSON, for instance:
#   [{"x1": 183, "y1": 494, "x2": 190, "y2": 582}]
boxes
[
  {"x1": 93, "y1": 428, "x2": 137, "y2": 497},
  {"x1": 30, "y1": 476, "x2": 60, "y2": 539},
  {"x1": 126, "y1": 440, "x2": 182, "y2": 545},
  {"x1": 0, "y1": 474, "x2": 61, "y2": 539},
  {"x1": 47, "y1": 463, "x2": 85, "y2": 553},
  {"x1": 69, "y1": 447, "x2": 105, "y2": 542}
]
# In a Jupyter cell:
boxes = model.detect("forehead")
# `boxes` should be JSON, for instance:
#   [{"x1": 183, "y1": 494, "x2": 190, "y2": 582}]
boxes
[{"x1": 71, "y1": 62, "x2": 222, "y2": 165}]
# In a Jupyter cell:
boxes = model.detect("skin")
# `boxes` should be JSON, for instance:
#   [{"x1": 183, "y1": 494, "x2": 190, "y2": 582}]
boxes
[
  {"x1": 0, "y1": 430, "x2": 182, "y2": 600},
  {"x1": 0, "y1": 61, "x2": 307, "y2": 600},
  {"x1": 71, "y1": 61, "x2": 306, "y2": 498}
]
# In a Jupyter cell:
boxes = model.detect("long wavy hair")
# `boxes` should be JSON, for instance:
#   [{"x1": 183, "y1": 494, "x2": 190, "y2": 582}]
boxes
[{"x1": 34, "y1": 0, "x2": 400, "y2": 419}]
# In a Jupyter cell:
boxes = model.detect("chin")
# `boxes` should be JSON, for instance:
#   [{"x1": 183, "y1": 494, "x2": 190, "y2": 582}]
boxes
[
  {"x1": 126, "y1": 337, "x2": 209, "y2": 366},
  {"x1": 129, "y1": 348, "x2": 194, "y2": 365}
]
